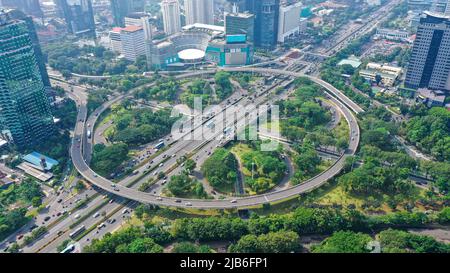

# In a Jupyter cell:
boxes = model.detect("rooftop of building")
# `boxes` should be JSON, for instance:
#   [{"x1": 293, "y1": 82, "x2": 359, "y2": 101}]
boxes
[
  {"x1": 0, "y1": 177, "x2": 14, "y2": 189},
  {"x1": 182, "y1": 23, "x2": 225, "y2": 34},
  {"x1": 359, "y1": 69, "x2": 398, "y2": 80},
  {"x1": 423, "y1": 10, "x2": 450, "y2": 20},
  {"x1": 337, "y1": 55, "x2": 362, "y2": 68},
  {"x1": 178, "y1": 48, "x2": 205, "y2": 60},
  {"x1": 366, "y1": 62, "x2": 403, "y2": 74},
  {"x1": 111, "y1": 25, "x2": 143, "y2": 33},
  {"x1": 280, "y1": 1, "x2": 303, "y2": 9},
  {"x1": 417, "y1": 88, "x2": 447, "y2": 103},
  {"x1": 156, "y1": 41, "x2": 174, "y2": 48},
  {"x1": 23, "y1": 151, "x2": 58, "y2": 171},
  {"x1": 225, "y1": 11, "x2": 255, "y2": 18}
]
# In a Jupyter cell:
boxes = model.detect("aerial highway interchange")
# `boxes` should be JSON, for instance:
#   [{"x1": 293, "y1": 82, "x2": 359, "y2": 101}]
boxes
[{"x1": 71, "y1": 67, "x2": 362, "y2": 209}]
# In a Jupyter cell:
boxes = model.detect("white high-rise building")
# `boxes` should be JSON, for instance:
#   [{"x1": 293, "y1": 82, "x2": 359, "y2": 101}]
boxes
[
  {"x1": 277, "y1": 2, "x2": 302, "y2": 43},
  {"x1": 184, "y1": 0, "x2": 214, "y2": 25},
  {"x1": 161, "y1": 0, "x2": 182, "y2": 35},
  {"x1": 109, "y1": 25, "x2": 146, "y2": 61}
]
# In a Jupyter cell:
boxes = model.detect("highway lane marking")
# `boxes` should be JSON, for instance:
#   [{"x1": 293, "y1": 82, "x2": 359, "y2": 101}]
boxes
[{"x1": 36, "y1": 229, "x2": 69, "y2": 253}]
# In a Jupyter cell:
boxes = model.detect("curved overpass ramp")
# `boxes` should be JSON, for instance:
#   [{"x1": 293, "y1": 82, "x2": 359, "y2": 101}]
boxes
[{"x1": 71, "y1": 68, "x2": 361, "y2": 209}]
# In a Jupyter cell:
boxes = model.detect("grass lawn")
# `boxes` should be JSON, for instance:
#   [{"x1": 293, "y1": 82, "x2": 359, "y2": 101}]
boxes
[
  {"x1": 332, "y1": 118, "x2": 350, "y2": 142},
  {"x1": 211, "y1": 182, "x2": 236, "y2": 195},
  {"x1": 315, "y1": 184, "x2": 365, "y2": 209},
  {"x1": 230, "y1": 142, "x2": 253, "y2": 158},
  {"x1": 315, "y1": 183, "x2": 427, "y2": 214},
  {"x1": 230, "y1": 142, "x2": 287, "y2": 195}
]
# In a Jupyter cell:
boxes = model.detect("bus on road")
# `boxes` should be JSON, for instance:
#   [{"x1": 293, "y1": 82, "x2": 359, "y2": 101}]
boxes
[
  {"x1": 154, "y1": 141, "x2": 165, "y2": 150},
  {"x1": 60, "y1": 244, "x2": 75, "y2": 253},
  {"x1": 69, "y1": 225, "x2": 85, "y2": 239}
]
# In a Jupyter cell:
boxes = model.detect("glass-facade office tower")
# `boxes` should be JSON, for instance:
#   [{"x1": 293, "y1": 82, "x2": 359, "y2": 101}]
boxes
[
  {"x1": 244, "y1": 0, "x2": 280, "y2": 48},
  {"x1": 0, "y1": 11, "x2": 54, "y2": 148},
  {"x1": 225, "y1": 11, "x2": 255, "y2": 43},
  {"x1": 405, "y1": 12, "x2": 450, "y2": 91},
  {"x1": 55, "y1": 0, "x2": 96, "y2": 38},
  {"x1": 110, "y1": 0, "x2": 146, "y2": 27},
  {"x1": 6, "y1": 9, "x2": 50, "y2": 87}
]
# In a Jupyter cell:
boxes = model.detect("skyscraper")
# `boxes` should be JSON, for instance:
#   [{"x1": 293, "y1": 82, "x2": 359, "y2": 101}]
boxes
[
  {"x1": 246, "y1": 0, "x2": 280, "y2": 48},
  {"x1": 225, "y1": 11, "x2": 255, "y2": 43},
  {"x1": 431, "y1": 0, "x2": 450, "y2": 15},
  {"x1": 405, "y1": 11, "x2": 450, "y2": 91},
  {"x1": 0, "y1": 11, "x2": 54, "y2": 148},
  {"x1": 110, "y1": 0, "x2": 145, "y2": 27},
  {"x1": 277, "y1": 1, "x2": 302, "y2": 43},
  {"x1": 6, "y1": 9, "x2": 50, "y2": 87},
  {"x1": 55, "y1": 0, "x2": 96, "y2": 38},
  {"x1": 109, "y1": 25, "x2": 146, "y2": 61},
  {"x1": 184, "y1": 0, "x2": 214, "y2": 25},
  {"x1": 0, "y1": 0, "x2": 43, "y2": 18},
  {"x1": 161, "y1": 0, "x2": 181, "y2": 35}
]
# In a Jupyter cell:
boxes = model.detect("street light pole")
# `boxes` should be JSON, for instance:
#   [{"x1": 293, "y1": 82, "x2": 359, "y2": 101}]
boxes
[{"x1": 251, "y1": 162, "x2": 255, "y2": 179}]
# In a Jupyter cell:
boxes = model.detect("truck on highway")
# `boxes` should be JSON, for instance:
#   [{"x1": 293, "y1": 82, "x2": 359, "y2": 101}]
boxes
[{"x1": 69, "y1": 225, "x2": 86, "y2": 239}]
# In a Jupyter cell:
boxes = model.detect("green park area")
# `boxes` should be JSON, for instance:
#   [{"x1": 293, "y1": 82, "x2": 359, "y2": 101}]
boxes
[{"x1": 231, "y1": 142, "x2": 287, "y2": 195}]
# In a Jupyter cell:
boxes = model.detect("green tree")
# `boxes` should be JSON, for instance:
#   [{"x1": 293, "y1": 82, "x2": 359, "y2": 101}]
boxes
[{"x1": 311, "y1": 231, "x2": 372, "y2": 253}]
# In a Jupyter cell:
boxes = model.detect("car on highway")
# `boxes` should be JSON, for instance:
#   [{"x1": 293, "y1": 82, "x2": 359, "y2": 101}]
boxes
[
  {"x1": 97, "y1": 222, "x2": 106, "y2": 229},
  {"x1": 93, "y1": 212, "x2": 100, "y2": 218},
  {"x1": 175, "y1": 199, "x2": 181, "y2": 203},
  {"x1": 185, "y1": 202, "x2": 192, "y2": 207}
]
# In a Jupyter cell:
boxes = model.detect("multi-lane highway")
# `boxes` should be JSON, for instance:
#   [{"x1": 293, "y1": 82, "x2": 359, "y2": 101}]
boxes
[{"x1": 70, "y1": 67, "x2": 361, "y2": 209}]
